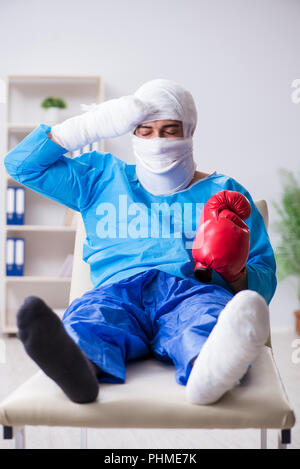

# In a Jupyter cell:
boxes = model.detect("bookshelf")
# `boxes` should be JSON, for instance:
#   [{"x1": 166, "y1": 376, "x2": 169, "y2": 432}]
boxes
[{"x1": 1, "y1": 75, "x2": 104, "y2": 333}]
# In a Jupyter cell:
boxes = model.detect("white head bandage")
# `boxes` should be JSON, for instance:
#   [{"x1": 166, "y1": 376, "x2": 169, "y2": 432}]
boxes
[{"x1": 131, "y1": 79, "x2": 198, "y2": 196}]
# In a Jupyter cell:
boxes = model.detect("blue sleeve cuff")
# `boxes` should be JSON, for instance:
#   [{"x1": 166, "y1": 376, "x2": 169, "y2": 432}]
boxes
[
  {"x1": 247, "y1": 263, "x2": 277, "y2": 305},
  {"x1": 211, "y1": 264, "x2": 277, "y2": 305}
]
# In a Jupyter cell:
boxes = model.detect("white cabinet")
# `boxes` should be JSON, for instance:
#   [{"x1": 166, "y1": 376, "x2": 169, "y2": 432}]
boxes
[{"x1": 1, "y1": 75, "x2": 103, "y2": 333}]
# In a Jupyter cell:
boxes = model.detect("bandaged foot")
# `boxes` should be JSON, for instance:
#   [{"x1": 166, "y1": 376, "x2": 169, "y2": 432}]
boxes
[
  {"x1": 51, "y1": 95, "x2": 155, "y2": 151},
  {"x1": 17, "y1": 296, "x2": 99, "y2": 403},
  {"x1": 185, "y1": 290, "x2": 270, "y2": 405}
]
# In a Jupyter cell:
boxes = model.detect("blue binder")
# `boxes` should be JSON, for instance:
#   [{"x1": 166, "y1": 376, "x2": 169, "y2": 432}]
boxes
[
  {"x1": 14, "y1": 187, "x2": 25, "y2": 225},
  {"x1": 6, "y1": 238, "x2": 25, "y2": 276}
]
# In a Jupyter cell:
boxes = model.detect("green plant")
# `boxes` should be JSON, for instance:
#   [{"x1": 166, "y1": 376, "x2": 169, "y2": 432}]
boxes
[
  {"x1": 41, "y1": 96, "x2": 67, "y2": 109},
  {"x1": 272, "y1": 168, "x2": 300, "y2": 301}
]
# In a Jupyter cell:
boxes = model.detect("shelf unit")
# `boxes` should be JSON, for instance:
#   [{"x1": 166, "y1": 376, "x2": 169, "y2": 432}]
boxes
[{"x1": 1, "y1": 75, "x2": 104, "y2": 333}]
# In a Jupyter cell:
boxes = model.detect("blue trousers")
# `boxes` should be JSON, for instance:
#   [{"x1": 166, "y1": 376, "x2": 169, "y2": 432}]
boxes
[{"x1": 62, "y1": 269, "x2": 233, "y2": 385}]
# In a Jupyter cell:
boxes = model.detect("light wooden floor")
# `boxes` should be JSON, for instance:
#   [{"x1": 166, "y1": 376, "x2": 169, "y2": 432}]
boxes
[{"x1": 0, "y1": 328, "x2": 299, "y2": 449}]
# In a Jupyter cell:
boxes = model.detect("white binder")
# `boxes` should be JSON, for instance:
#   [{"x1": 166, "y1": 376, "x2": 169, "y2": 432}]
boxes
[
  {"x1": 6, "y1": 238, "x2": 14, "y2": 274},
  {"x1": 6, "y1": 238, "x2": 15, "y2": 266},
  {"x1": 15, "y1": 188, "x2": 25, "y2": 224},
  {"x1": 15, "y1": 238, "x2": 25, "y2": 274},
  {"x1": 6, "y1": 187, "x2": 15, "y2": 224}
]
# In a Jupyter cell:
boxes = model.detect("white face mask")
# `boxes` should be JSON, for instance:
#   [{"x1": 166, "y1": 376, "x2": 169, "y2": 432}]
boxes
[{"x1": 132, "y1": 134, "x2": 196, "y2": 196}]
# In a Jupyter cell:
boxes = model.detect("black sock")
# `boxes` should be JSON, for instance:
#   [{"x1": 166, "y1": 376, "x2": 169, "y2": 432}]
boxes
[{"x1": 17, "y1": 296, "x2": 99, "y2": 404}]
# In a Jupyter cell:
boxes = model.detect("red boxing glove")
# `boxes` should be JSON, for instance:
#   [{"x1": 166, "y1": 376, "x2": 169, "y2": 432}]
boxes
[{"x1": 192, "y1": 190, "x2": 251, "y2": 283}]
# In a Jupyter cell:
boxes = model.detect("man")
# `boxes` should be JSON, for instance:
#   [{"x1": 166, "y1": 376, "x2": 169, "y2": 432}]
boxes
[{"x1": 4, "y1": 79, "x2": 276, "y2": 405}]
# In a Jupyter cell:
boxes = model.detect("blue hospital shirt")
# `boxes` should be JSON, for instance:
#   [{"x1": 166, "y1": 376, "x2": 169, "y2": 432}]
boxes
[{"x1": 4, "y1": 124, "x2": 277, "y2": 304}]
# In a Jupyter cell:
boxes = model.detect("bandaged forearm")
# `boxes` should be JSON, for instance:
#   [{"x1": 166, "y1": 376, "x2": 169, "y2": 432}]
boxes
[
  {"x1": 51, "y1": 95, "x2": 153, "y2": 151},
  {"x1": 228, "y1": 269, "x2": 248, "y2": 293}
]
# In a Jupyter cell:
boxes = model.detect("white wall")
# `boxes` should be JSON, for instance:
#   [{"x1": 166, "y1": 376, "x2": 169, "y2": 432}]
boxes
[{"x1": 0, "y1": 0, "x2": 299, "y2": 329}]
